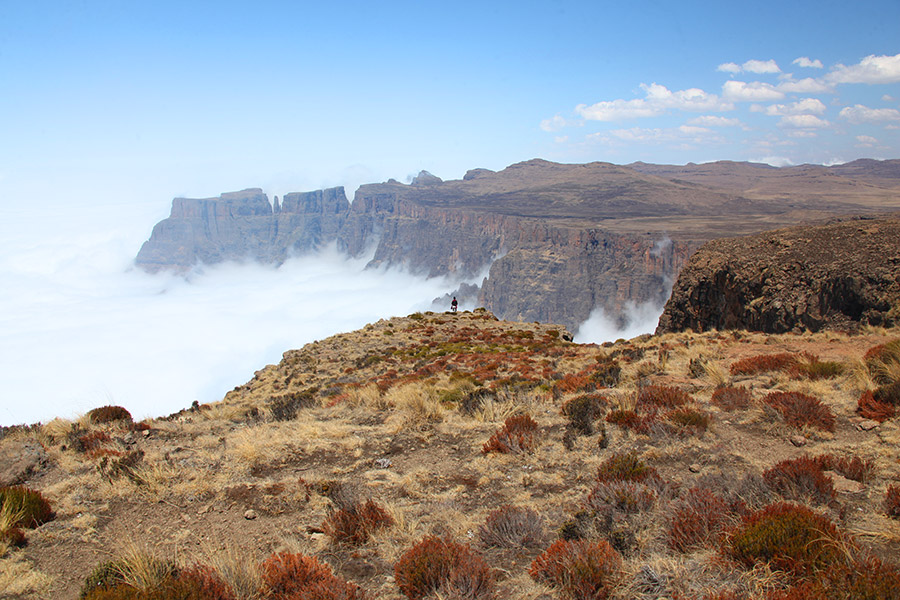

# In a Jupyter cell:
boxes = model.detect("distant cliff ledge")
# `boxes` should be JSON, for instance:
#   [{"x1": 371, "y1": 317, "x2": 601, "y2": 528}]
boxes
[
  {"x1": 657, "y1": 215, "x2": 900, "y2": 334},
  {"x1": 136, "y1": 158, "x2": 900, "y2": 331}
]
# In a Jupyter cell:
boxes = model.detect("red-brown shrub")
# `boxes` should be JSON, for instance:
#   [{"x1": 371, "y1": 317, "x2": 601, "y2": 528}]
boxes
[
  {"x1": 763, "y1": 391, "x2": 835, "y2": 432},
  {"x1": 812, "y1": 453, "x2": 876, "y2": 483},
  {"x1": 561, "y1": 394, "x2": 606, "y2": 435},
  {"x1": 667, "y1": 487, "x2": 731, "y2": 552},
  {"x1": 730, "y1": 353, "x2": 798, "y2": 376},
  {"x1": 763, "y1": 457, "x2": 835, "y2": 505},
  {"x1": 596, "y1": 452, "x2": 660, "y2": 485},
  {"x1": 637, "y1": 384, "x2": 691, "y2": 408},
  {"x1": 529, "y1": 539, "x2": 622, "y2": 599},
  {"x1": 857, "y1": 390, "x2": 897, "y2": 421},
  {"x1": 711, "y1": 386, "x2": 752, "y2": 411},
  {"x1": 482, "y1": 414, "x2": 539, "y2": 454},
  {"x1": 323, "y1": 499, "x2": 394, "y2": 545},
  {"x1": 76, "y1": 430, "x2": 113, "y2": 453},
  {"x1": 725, "y1": 502, "x2": 850, "y2": 576},
  {"x1": 261, "y1": 552, "x2": 365, "y2": 600},
  {"x1": 478, "y1": 505, "x2": 545, "y2": 548},
  {"x1": 87, "y1": 405, "x2": 133, "y2": 424},
  {"x1": 886, "y1": 484, "x2": 900, "y2": 519},
  {"x1": 665, "y1": 406, "x2": 711, "y2": 434},
  {"x1": 605, "y1": 409, "x2": 654, "y2": 434},
  {"x1": 586, "y1": 481, "x2": 657, "y2": 514},
  {"x1": 768, "y1": 557, "x2": 900, "y2": 599},
  {"x1": 177, "y1": 566, "x2": 236, "y2": 600},
  {"x1": 394, "y1": 536, "x2": 493, "y2": 600}
]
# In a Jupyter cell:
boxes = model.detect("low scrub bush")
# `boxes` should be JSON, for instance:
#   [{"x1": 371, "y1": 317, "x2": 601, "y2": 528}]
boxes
[
  {"x1": 857, "y1": 390, "x2": 897, "y2": 421},
  {"x1": 590, "y1": 357, "x2": 621, "y2": 388},
  {"x1": 605, "y1": 409, "x2": 654, "y2": 434},
  {"x1": 724, "y1": 502, "x2": 850, "y2": 576},
  {"x1": 529, "y1": 539, "x2": 622, "y2": 600},
  {"x1": 596, "y1": 452, "x2": 659, "y2": 484},
  {"x1": 763, "y1": 457, "x2": 834, "y2": 505},
  {"x1": 886, "y1": 484, "x2": 900, "y2": 519},
  {"x1": 637, "y1": 384, "x2": 690, "y2": 408},
  {"x1": 812, "y1": 453, "x2": 876, "y2": 483},
  {"x1": 561, "y1": 394, "x2": 606, "y2": 435},
  {"x1": 769, "y1": 557, "x2": 900, "y2": 600},
  {"x1": 730, "y1": 353, "x2": 797, "y2": 376},
  {"x1": 477, "y1": 505, "x2": 545, "y2": 549},
  {"x1": 792, "y1": 355, "x2": 845, "y2": 380},
  {"x1": 665, "y1": 406, "x2": 710, "y2": 434},
  {"x1": 87, "y1": 405, "x2": 133, "y2": 424},
  {"x1": 482, "y1": 414, "x2": 539, "y2": 454},
  {"x1": 323, "y1": 499, "x2": 394, "y2": 545},
  {"x1": 763, "y1": 391, "x2": 835, "y2": 432},
  {"x1": 873, "y1": 380, "x2": 900, "y2": 406},
  {"x1": 394, "y1": 536, "x2": 494, "y2": 600},
  {"x1": 864, "y1": 339, "x2": 900, "y2": 385},
  {"x1": 0, "y1": 485, "x2": 54, "y2": 529},
  {"x1": 586, "y1": 480, "x2": 657, "y2": 514},
  {"x1": 667, "y1": 487, "x2": 731, "y2": 552},
  {"x1": 711, "y1": 386, "x2": 752, "y2": 411},
  {"x1": 261, "y1": 552, "x2": 365, "y2": 600}
]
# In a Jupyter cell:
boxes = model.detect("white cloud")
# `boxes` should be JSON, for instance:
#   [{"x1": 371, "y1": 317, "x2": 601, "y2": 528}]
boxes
[
  {"x1": 884, "y1": 94, "x2": 897, "y2": 102},
  {"x1": 787, "y1": 130, "x2": 818, "y2": 138},
  {"x1": 722, "y1": 80, "x2": 785, "y2": 101},
  {"x1": 792, "y1": 57, "x2": 824, "y2": 69},
  {"x1": 688, "y1": 115, "x2": 742, "y2": 127},
  {"x1": 540, "y1": 115, "x2": 568, "y2": 132},
  {"x1": 759, "y1": 98, "x2": 827, "y2": 116},
  {"x1": 593, "y1": 124, "x2": 724, "y2": 146},
  {"x1": 779, "y1": 114, "x2": 830, "y2": 128},
  {"x1": 856, "y1": 135, "x2": 879, "y2": 146},
  {"x1": 743, "y1": 59, "x2": 781, "y2": 74},
  {"x1": 576, "y1": 83, "x2": 733, "y2": 121},
  {"x1": 756, "y1": 156, "x2": 795, "y2": 167},
  {"x1": 777, "y1": 77, "x2": 832, "y2": 94},
  {"x1": 718, "y1": 59, "x2": 781, "y2": 74},
  {"x1": 839, "y1": 104, "x2": 900, "y2": 123},
  {"x1": 827, "y1": 53, "x2": 900, "y2": 84}
]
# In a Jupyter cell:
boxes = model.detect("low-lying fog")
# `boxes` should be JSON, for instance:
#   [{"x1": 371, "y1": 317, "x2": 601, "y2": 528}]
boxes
[{"x1": 0, "y1": 203, "x2": 663, "y2": 426}]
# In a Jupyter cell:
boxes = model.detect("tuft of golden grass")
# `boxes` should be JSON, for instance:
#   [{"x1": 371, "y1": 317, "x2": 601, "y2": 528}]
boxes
[
  {"x1": 114, "y1": 541, "x2": 175, "y2": 590},
  {"x1": 0, "y1": 551, "x2": 54, "y2": 597},
  {"x1": 199, "y1": 543, "x2": 263, "y2": 599}
]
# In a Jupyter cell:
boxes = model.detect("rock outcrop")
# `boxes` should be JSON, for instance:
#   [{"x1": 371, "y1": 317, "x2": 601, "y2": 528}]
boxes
[
  {"x1": 657, "y1": 216, "x2": 900, "y2": 334},
  {"x1": 136, "y1": 159, "x2": 900, "y2": 330}
]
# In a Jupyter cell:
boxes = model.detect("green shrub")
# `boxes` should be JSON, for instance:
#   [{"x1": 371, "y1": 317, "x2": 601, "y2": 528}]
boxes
[
  {"x1": 394, "y1": 536, "x2": 494, "y2": 600},
  {"x1": 322, "y1": 499, "x2": 394, "y2": 545},
  {"x1": 864, "y1": 339, "x2": 900, "y2": 385},
  {"x1": 0, "y1": 485, "x2": 54, "y2": 529},
  {"x1": 725, "y1": 502, "x2": 850, "y2": 576},
  {"x1": 529, "y1": 539, "x2": 622, "y2": 600},
  {"x1": 87, "y1": 405, "x2": 133, "y2": 424},
  {"x1": 763, "y1": 456, "x2": 835, "y2": 505},
  {"x1": 590, "y1": 357, "x2": 621, "y2": 388},
  {"x1": 792, "y1": 355, "x2": 845, "y2": 380}
]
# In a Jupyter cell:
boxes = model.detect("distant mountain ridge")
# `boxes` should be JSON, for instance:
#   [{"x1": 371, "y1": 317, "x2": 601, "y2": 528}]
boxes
[{"x1": 135, "y1": 158, "x2": 900, "y2": 330}]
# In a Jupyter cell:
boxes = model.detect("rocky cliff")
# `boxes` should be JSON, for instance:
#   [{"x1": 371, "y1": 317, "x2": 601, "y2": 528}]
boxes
[
  {"x1": 656, "y1": 215, "x2": 900, "y2": 334},
  {"x1": 136, "y1": 159, "x2": 900, "y2": 330}
]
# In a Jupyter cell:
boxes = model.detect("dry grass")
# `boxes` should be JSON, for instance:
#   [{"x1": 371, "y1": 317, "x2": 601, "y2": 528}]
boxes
[
  {"x1": 0, "y1": 551, "x2": 54, "y2": 598},
  {"x1": 198, "y1": 543, "x2": 264, "y2": 599}
]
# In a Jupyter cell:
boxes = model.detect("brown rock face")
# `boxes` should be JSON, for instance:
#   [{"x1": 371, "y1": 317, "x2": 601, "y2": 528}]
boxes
[
  {"x1": 135, "y1": 159, "x2": 900, "y2": 330},
  {"x1": 657, "y1": 216, "x2": 900, "y2": 334}
]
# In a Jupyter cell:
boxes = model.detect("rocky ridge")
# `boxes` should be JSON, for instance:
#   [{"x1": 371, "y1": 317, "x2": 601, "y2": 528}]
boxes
[
  {"x1": 136, "y1": 159, "x2": 900, "y2": 330},
  {"x1": 657, "y1": 215, "x2": 900, "y2": 334}
]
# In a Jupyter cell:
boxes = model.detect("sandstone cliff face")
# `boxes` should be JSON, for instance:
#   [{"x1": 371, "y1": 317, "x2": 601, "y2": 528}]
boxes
[{"x1": 657, "y1": 216, "x2": 900, "y2": 334}]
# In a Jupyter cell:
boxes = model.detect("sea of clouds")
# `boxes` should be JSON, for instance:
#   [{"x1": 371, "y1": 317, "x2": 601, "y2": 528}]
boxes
[{"x1": 0, "y1": 200, "x2": 662, "y2": 426}]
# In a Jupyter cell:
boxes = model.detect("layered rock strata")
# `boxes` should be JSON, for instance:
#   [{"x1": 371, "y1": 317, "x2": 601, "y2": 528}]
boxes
[{"x1": 657, "y1": 216, "x2": 900, "y2": 333}]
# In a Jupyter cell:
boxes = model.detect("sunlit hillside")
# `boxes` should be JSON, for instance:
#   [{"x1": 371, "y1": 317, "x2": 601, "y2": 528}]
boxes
[{"x1": 2, "y1": 309, "x2": 899, "y2": 599}]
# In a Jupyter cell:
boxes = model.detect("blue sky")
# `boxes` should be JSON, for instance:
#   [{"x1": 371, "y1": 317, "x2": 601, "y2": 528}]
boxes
[
  {"x1": 2, "y1": 0, "x2": 899, "y2": 207},
  {"x1": 1, "y1": 1, "x2": 899, "y2": 424}
]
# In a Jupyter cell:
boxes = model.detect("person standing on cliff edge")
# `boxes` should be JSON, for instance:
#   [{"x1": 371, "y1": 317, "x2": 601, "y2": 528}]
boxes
[{"x1": 451, "y1": 297, "x2": 458, "y2": 312}]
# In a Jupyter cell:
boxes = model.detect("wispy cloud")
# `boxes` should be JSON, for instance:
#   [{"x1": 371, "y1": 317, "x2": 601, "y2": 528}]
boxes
[
  {"x1": 839, "y1": 104, "x2": 900, "y2": 123},
  {"x1": 753, "y1": 98, "x2": 827, "y2": 116},
  {"x1": 827, "y1": 53, "x2": 900, "y2": 84},
  {"x1": 717, "y1": 59, "x2": 781, "y2": 74},
  {"x1": 576, "y1": 83, "x2": 733, "y2": 121},
  {"x1": 792, "y1": 57, "x2": 824, "y2": 69},
  {"x1": 722, "y1": 80, "x2": 785, "y2": 102}
]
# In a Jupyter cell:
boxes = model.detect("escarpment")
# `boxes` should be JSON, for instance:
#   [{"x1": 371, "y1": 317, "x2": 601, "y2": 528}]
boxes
[
  {"x1": 136, "y1": 158, "x2": 900, "y2": 330},
  {"x1": 657, "y1": 215, "x2": 900, "y2": 334}
]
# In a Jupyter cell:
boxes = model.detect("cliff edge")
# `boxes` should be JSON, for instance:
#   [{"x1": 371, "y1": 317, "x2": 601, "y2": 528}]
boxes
[{"x1": 657, "y1": 215, "x2": 900, "y2": 334}]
